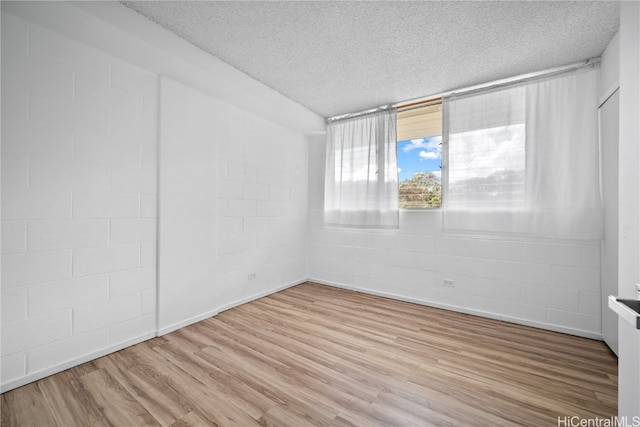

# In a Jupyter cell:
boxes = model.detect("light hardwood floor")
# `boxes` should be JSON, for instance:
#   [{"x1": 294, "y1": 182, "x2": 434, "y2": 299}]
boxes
[{"x1": 1, "y1": 282, "x2": 617, "y2": 426}]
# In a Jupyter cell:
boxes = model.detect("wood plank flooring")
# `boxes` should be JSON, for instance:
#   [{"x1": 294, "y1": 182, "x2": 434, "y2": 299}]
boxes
[{"x1": 1, "y1": 282, "x2": 617, "y2": 426}]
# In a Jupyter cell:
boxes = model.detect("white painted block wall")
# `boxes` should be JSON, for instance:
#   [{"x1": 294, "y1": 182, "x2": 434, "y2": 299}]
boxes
[
  {"x1": 1, "y1": 12, "x2": 158, "y2": 386},
  {"x1": 158, "y1": 77, "x2": 220, "y2": 334},
  {"x1": 308, "y1": 136, "x2": 603, "y2": 338},
  {"x1": 215, "y1": 103, "x2": 308, "y2": 308},
  {"x1": 0, "y1": 8, "x2": 310, "y2": 391},
  {"x1": 157, "y1": 76, "x2": 308, "y2": 333}
]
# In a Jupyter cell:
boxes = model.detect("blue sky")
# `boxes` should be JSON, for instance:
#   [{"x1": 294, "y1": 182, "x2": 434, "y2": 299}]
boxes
[{"x1": 397, "y1": 136, "x2": 442, "y2": 181}]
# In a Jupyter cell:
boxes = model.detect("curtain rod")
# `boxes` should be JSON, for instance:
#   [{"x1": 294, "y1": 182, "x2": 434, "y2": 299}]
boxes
[{"x1": 326, "y1": 57, "x2": 599, "y2": 124}]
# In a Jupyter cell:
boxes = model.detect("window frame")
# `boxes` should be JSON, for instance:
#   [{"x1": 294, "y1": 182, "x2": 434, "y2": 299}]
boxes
[{"x1": 396, "y1": 100, "x2": 443, "y2": 210}]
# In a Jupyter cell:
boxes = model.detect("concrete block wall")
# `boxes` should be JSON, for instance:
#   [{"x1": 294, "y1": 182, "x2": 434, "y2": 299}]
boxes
[
  {"x1": 1, "y1": 8, "x2": 311, "y2": 391},
  {"x1": 1, "y1": 12, "x2": 158, "y2": 386},
  {"x1": 215, "y1": 105, "x2": 308, "y2": 308},
  {"x1": 307, "y1": 138, "x2": 603, "y2": 338}
]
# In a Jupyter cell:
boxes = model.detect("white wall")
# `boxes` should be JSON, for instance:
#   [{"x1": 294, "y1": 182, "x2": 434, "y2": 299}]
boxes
[
  {"x1": 617, "y1": 1, "x2": 640, "y2": 418},
  {"x1": 1, "y1": 11, "x2": 158, "y2": 388},
  {"x1": 0, "y1": 2, "x2": 314, "y2": 392},
  {"x1": 309, "y1": 133, "x2": 603, "y2": 339},
  {"x1": 157, "y1": 76, "x2": 309, "y2": 335},
  {"x1": 215, "y1": 103, "x2": 309, "y2": 310},
  {"x1": 158, "y1": 77, "x2": 219, "y2": 334}
]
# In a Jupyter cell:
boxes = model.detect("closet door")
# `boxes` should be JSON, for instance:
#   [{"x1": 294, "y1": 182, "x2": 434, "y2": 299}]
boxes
[
  {"x1": 600, "y1": 89, "x2": 619, "y2": 355},
  {"x1": 158, "y1": 77, "x2": 218, "y2": 334}
]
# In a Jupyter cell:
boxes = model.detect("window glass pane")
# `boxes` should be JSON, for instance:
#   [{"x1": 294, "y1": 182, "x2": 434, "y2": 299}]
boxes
[
  {"x1": 446, "y1": 87, "x2": 526, "y2": 209},
  {"x1": 447, "y1": 124, "x2": 525, "y2": 206},
  {"x1": 397, "y1": 102, "x2": 443, "y2": 209},
  {"x1": 397, "y1": 136, "x2": 442, "y2": 209}
]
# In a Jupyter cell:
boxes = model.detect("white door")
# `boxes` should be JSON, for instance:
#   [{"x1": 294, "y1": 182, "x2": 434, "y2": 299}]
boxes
[{"x1": 599, "y1": 89, "x2": 619, "y2": 355}]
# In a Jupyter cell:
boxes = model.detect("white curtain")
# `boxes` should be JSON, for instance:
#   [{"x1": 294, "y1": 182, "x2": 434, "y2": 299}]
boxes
[
  {"x1": 324, "y1": 108, "x2": 399, "y2": 228},
  {"x1": 443, "y1": 68, "x2": 602, "y2": 240}
]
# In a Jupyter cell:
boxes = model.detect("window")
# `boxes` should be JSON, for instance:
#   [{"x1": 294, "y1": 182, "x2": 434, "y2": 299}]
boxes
[
  {"x1": 442, "y1": 69, "x2": 602, "y2": 240},
  {"x1": 447, "y1": 124, "x2": 525, "y2": 206},
  {"x1": 324, "y1": 109, "x2": 399, "y2": 229},
  {"x1": 396, "y1": 102, "x2": 442, "y2": 209},
  {"x1": 446, "y1": 87, "x2": 526, "y2": 208}
]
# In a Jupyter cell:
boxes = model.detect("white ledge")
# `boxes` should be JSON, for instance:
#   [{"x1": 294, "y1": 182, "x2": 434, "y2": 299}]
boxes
[{"x1": 608, "y1": 295, "x2": 640, "y2": 329}]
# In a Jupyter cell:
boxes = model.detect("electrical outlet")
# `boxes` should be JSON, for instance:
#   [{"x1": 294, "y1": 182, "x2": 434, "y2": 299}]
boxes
[
  {"x1": 443, "y1": 279, "x2": 455, "y2": 288},
  {"x1": 635, "y1": 283, "x2": 640, "y2": 296},
  {"x1": 248, "y1": 273, "x2": 256, "y2": 280}
]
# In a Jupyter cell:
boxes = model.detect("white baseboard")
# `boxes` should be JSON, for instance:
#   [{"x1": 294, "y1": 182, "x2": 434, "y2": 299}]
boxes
[
  {"x1": 1, "y1": 331, "x2": 156, "y2": 393},
  {"x1": 308, "y1": 277, "x2": 603, "y2": 341}
]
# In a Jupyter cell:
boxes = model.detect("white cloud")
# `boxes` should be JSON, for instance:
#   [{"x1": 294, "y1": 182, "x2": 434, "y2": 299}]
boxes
[
  {"x1": 402, "y1": 138, "x2": 429, "y2": 152},
  {"x1": 426, "y1": 136, "x2": 442, "y2": 150},
  {"x1": 403, "y1": 136, "x2": 442, "y2": 162},
  {"x1": 419, "y1": 150, "x2": 439, "y2": 160}
]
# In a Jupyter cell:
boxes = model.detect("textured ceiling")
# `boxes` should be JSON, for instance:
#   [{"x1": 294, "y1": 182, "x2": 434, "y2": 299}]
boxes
[{"x1": 121, "y1": 1, "x2": 619, "y2": 118}]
